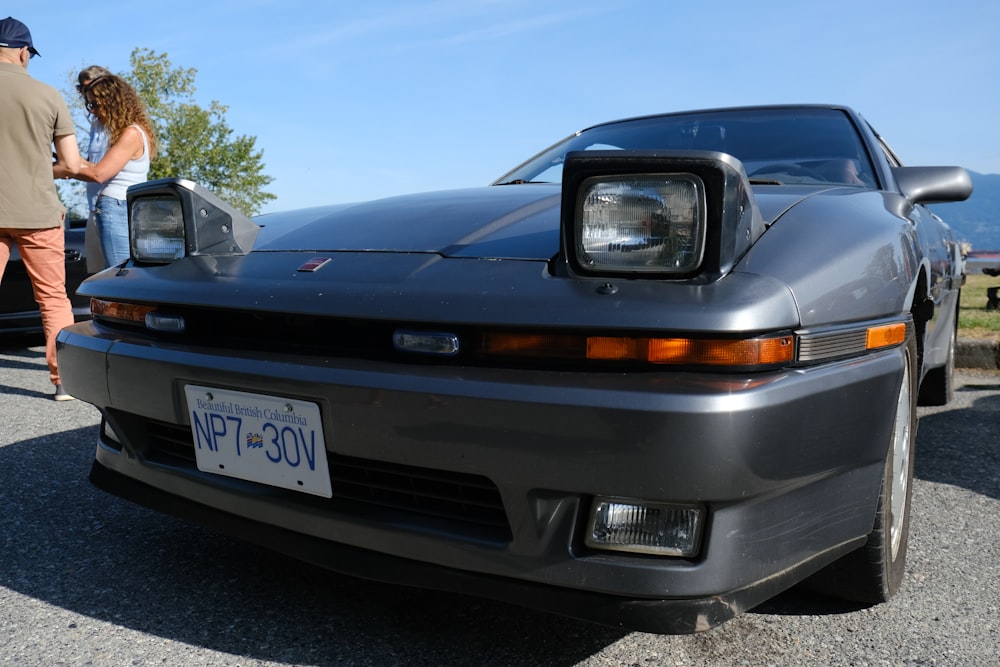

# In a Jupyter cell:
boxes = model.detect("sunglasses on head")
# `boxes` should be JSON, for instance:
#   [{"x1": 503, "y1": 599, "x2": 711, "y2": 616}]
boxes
[{"x1": 77, "y1": 75, "x2": 107, "y2": 93}]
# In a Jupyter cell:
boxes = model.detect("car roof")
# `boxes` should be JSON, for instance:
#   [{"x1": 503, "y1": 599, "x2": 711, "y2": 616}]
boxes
[{"x1": 578, "y1": 104, "x2": 858, "y2": 133}]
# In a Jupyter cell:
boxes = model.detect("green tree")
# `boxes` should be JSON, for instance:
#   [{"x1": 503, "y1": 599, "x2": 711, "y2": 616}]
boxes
[{"x1": 123, "y1": 48, "x2": 275, "y2": 215}]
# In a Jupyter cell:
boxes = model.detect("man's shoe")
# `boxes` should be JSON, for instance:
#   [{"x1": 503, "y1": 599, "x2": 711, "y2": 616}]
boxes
[{"x1": 54, "y1": 384, "x2": 75, "y2": 401}]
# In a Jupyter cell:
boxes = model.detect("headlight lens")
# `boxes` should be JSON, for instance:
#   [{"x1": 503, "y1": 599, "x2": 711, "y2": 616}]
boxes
[
  {"x1": 130, "y1": 195, "x2": 185, "y2": 263},
  {"x1": 576, "y1": 174, "x2": 706, "y2": 273}
]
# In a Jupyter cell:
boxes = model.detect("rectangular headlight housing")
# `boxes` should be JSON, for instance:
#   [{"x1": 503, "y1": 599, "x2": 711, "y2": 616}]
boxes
[
  {"x1": 127, "y1": 178, "x2": 261, "y2": 264},
  {"x1": 576, "y1": 174, "x2": 706, "y2": 273},
  {"x1": 560, "y1": 150, "x2": 764, "y2": 281},
  {"x1": 586, "y1": 497, "x2": 704, "y2": 557}
]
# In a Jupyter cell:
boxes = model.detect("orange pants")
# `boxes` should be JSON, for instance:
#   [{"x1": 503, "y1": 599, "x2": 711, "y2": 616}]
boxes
[{"x1": 0, "y1": 226, "x2": 76, "y2": 386}]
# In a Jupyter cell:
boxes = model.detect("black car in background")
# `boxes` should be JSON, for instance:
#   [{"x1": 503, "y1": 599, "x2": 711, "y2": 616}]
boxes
[{"x1": 0, "y1": 218, "x2": 90, "y2": 335}]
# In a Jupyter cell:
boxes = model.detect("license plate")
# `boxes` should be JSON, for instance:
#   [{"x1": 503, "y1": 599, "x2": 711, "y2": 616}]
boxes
[{"x1": 185, "y1": 385, "x2": 332, "y2": 498}]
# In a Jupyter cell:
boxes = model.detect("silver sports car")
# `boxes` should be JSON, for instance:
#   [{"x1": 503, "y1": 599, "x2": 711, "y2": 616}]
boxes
[{"x1": 57, "y1": 105, "x2": 972, "y2": 633}]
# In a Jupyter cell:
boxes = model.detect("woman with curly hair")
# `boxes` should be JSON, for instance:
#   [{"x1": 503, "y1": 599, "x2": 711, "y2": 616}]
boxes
[{"x1": 57, "y1": 74, "x2": 157, "y2": 269}]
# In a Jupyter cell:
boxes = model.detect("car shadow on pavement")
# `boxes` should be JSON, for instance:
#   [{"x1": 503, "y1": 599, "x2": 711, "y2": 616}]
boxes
[
  {"x1": 0, "y1": 346, "x2": 57, "y2": 400},
  {"x1": 913, "y1": 385, "x2": 1000, "y2": 501},
  {"x1": 0, "y1": 343, "x2": 46, "y2": 370}
]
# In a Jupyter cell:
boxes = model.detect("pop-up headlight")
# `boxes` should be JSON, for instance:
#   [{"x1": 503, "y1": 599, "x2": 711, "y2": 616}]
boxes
[
  {"x1": 128, "y1": 178, "x2": 261, "y2": 264},
  {"x1": 560, "y1": 150, "x2": 763, "y2": 281}
]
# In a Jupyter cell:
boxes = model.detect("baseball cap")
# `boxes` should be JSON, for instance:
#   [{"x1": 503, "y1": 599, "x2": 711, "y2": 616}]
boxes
[{"x1": 0, "y1": 17, "x2": 39, "y2": 57}]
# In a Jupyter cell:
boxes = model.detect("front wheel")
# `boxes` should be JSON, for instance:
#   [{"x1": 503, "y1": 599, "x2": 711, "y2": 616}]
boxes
[{"x1": 806, "y1": 336, "x2": 918, "y2": 603}]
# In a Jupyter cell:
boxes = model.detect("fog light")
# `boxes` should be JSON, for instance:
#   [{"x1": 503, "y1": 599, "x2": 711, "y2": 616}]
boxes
[{"x1": 586, "y1": 497, "x2": 703, "y2": 557}]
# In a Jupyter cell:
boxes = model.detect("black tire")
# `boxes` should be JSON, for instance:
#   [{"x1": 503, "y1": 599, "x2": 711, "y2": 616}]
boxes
[
  {"x1": 918, "y1": 314, "x2": 956, "y2": 406},
  {"x1": 806, "y1": 336, "x2": 918, "y2": 604}
]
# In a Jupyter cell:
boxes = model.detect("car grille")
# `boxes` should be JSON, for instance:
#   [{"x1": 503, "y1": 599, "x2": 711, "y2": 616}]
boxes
[{"x1": 133, "y1": 416, "x2": 512, "y2": 543}]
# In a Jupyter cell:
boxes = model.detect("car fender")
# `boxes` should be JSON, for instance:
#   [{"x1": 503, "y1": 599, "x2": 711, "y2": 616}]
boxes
[{"x1": 736, "y1": 188, "x2": 922, "y2": 327}]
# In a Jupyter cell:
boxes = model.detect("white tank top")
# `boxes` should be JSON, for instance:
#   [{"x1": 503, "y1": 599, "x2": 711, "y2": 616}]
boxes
[{"x1": 100, "y1": 125, "x2": 150, "y2": 201}]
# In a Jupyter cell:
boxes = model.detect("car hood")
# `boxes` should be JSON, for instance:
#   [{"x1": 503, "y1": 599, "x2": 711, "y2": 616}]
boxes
[
  {"x1": 254, "y1": 186, "x2": 564, "y2": 260},
  {"x1": 253, "y1": 185, "x2": 825, "y2": 261}
]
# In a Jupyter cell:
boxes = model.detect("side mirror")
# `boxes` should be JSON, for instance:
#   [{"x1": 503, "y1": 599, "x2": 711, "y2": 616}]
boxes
[{"x1": 892, "y1": 166, "x2": 972, "y2": 204}]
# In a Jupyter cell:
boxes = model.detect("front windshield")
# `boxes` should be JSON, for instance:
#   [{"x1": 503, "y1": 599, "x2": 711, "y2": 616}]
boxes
[{"x1": 495, "y1": 107, "x2": 877, "y2": 188}]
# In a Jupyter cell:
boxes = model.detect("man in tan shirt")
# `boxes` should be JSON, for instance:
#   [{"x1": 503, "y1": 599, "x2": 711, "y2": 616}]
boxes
[{"x1": 0, "y1": 16, "x2": 82, "y2": 400}]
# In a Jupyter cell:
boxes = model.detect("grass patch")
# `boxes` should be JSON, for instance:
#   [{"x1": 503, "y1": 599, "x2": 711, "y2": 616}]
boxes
[{"x1": 959, "y1": 272, "x2": 1000, "y2": 340}]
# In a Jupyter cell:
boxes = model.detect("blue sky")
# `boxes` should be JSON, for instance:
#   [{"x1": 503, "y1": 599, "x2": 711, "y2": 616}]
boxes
[{"x1": 15, "y1": 0, "x2": 1000, "y2": 214}]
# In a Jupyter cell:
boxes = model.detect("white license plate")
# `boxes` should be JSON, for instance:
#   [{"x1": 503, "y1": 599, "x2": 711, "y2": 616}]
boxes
[{"x1": 184, "y1": 385, "x2": 332, "y2": 498}]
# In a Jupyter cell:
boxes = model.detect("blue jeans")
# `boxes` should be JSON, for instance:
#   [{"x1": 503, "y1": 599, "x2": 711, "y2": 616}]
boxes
[{"x1": 95, "y1": 195, "x2": 130, "y2": 267}]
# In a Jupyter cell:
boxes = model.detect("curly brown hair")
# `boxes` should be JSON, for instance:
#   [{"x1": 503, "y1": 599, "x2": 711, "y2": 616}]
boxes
[{"x1": 86, "y1": 74, "x2": 158, "y2": 161}]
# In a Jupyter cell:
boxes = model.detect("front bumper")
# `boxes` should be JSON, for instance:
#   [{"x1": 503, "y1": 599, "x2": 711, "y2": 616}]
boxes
[{"x1": 58, "y1": 322, "x2": 903, "y2": 632}]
